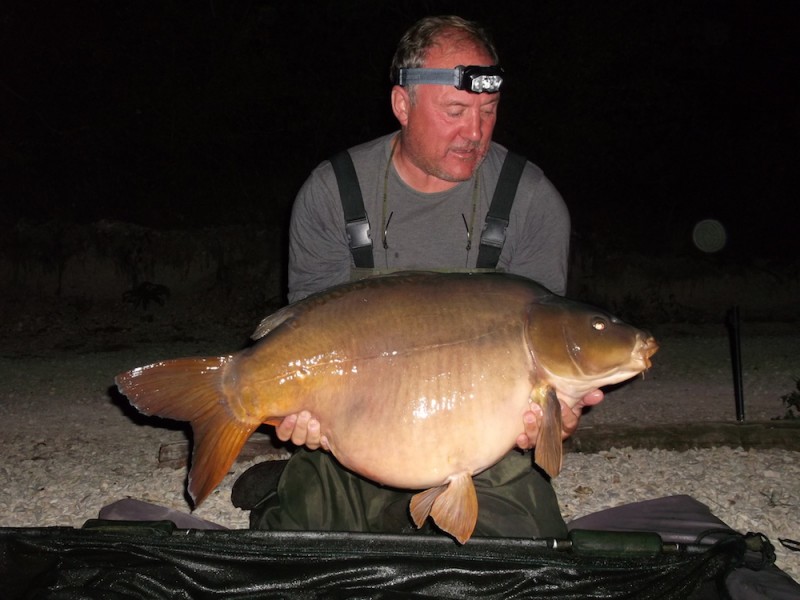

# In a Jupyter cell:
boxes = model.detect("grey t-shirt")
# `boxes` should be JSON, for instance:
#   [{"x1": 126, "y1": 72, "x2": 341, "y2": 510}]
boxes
[{"x1": 288, "y1": 132, "x2": 570, "y2": 302}]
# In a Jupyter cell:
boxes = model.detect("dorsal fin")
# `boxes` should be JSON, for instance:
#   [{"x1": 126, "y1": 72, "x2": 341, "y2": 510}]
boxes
[{"x1": 251, "y1": 305, "x2": 295, "y2": 340}]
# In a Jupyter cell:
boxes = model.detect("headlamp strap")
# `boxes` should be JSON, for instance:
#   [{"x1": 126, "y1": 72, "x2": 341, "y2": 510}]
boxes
[{"x1": 397, "y1": 65, "x2": 504, "y2": 93}]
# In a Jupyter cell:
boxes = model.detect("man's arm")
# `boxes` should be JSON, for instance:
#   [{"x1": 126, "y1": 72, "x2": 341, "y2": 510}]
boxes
[
  {"x1": 498, "y1": 167, "x2": 570, "y2": 295},
  {"x1": 287, "y1": 163, "x2": 353, "y2": 303},
  {"x1": 500, "y1": 161, "x2": 601, "y2": 447}
]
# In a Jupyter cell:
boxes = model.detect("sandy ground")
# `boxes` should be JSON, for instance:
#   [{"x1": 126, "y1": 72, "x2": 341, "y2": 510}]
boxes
[{"x1": 0, "y1": 301, "x2": 798, "y2": 583}]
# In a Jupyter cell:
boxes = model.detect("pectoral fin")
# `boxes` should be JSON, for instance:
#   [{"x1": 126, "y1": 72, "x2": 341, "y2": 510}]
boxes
[
  {"x1": 532, "y1": 386, "x2": 563, "y2": 478},
  {"x1": 409, "y1": 472, "x2": 478, "y2": 544}
]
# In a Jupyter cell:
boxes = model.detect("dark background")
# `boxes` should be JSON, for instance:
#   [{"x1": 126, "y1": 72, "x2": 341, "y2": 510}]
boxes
[{"x1": 2, "y1": 0, "x2": 798, "y2": 262}]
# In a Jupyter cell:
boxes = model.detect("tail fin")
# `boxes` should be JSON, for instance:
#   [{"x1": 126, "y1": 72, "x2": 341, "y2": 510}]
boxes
[
  {"x1": 115, "y1": 356, "x2": 259, "y2": 507},
  {"x1": 532, "y1": 386, "x2": 563, "y2": 478}
]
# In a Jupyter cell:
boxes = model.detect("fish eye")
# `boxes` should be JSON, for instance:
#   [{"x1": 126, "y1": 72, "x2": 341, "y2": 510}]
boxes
[{"x1": 591, "y1": 317, "x2": 607, "y2": 331}]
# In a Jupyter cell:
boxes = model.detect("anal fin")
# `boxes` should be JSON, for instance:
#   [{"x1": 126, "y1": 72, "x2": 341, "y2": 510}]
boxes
[
  {"x1": 533, "y1": 387, "x2": 563, "y2": 478},
  {"x1": 409, "y1": 472, "x2": 478, "y2": 544},
  {"x1": 409, "y1": 485, "x2": 445, "y2": 529}
]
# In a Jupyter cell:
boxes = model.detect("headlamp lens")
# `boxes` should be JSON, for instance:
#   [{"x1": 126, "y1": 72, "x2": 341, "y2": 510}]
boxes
[{"x1": 463, "y1": 68, "x2": 504, "y2": 93}]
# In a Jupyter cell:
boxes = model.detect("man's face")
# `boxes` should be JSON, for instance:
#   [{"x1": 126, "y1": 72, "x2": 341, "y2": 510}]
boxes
[{"x1": 395, "y1": 39, "x2": 499, "y2": 184}]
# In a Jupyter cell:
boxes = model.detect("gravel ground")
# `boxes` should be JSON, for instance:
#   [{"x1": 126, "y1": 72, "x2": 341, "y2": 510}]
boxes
[{"x1": 0, "y1": 308, "x2": 798, "y2": 583}]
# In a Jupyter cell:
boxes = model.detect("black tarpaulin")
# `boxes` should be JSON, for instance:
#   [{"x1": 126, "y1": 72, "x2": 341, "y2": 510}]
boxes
[{"x1": 0, "y1": 525, "x2": 746, "y2": 599}]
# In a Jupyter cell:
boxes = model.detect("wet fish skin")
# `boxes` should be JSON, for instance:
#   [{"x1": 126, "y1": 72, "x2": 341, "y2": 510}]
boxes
[{"x1": 115, "y1": 272, "x2": 657, "y2": 544}]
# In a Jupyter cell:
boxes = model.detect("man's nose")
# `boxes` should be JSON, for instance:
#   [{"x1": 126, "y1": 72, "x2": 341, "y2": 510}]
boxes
[{"x1": 461, "y1": 109, "x2": 482, "y2": 141}]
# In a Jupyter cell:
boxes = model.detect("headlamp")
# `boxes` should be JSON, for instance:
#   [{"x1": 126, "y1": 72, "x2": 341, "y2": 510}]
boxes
[{"x1": 396, "y1": 65, "x2": 504, "y2": 93}]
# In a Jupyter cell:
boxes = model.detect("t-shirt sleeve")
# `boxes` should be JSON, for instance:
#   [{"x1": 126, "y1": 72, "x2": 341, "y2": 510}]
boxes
[
  {"x1": 498, "y1": 166, "x2": 570, "y2": 295},
  {"x1": 287, "y1": 163, "x2": 353, "y2": 303}
]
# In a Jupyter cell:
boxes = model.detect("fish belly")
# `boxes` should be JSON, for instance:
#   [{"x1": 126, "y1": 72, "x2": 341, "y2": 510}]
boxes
[
  {"x1": 231, "y1": 273, "x2": 543, "y2": 489},
  {"x1": 319, "y1": 344, "x2": 535, "y2": 489}
]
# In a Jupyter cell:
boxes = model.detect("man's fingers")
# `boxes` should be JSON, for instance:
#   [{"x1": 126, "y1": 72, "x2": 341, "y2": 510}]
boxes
[
  {"x1": 290, "y1": 411, "x2": 312, "y2": 446},
  {"x1": 516, "y1": 405, "x2": 542, "y2": 450},
  {"x1": 561, "y1": 399, "x2": 580, "y2": 439},
  {"x1": 275, "y1": 410, "x2": 324, "y2": 450},
  {"x1": 275, "y1": 413, "x2": 297, "y2": 442},
  {"x1": 583, "y1": 389, "x2": 604, "y2": 406},
  {"x1": 304, "y1": 418, "x2": 322, "y2": 450}
]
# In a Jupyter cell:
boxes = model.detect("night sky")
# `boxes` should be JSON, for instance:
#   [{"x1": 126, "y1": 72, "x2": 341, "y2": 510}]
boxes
[{"x1": 2, "y1": 1, "x2": 798, "y2": 261}]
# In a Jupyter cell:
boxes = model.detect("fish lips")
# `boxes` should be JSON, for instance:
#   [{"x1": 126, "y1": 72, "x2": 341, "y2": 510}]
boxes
[{"x1": 637, "y1": 334, "x2": 659, "y2": 370}]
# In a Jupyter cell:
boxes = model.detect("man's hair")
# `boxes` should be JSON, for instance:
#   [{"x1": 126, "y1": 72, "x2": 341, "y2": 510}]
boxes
[{"x1": 390, "y1": 15, "x2": 500, "y2": 87}]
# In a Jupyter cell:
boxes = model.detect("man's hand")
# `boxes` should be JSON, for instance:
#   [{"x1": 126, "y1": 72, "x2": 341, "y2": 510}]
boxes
[
  {"x1": 274, "y1": 411, "x2": 330, "y2": 451},
  {"x1": 515, "y1": 389, "x2": 604, "y2": 450}
]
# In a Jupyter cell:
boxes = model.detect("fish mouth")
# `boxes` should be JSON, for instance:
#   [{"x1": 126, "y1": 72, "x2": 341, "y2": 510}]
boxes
[{"x1": 636, "y1": 334, "x2": 659, "y2": 369}]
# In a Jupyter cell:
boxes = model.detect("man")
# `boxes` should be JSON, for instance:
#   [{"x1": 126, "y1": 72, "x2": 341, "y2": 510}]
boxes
[{"x1": 236, "y1": 15, "x2": 603, "y2": 539}]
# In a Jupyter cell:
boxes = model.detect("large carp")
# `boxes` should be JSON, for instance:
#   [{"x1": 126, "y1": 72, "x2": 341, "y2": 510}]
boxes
[{"x1": 116, "y1": 272, "x2": 657, "y2": 543}]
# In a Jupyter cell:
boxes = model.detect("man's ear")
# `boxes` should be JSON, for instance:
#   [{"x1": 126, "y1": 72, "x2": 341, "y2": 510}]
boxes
[{"x1": 391, "y1": 85, "x2": 411, "y2": 126}]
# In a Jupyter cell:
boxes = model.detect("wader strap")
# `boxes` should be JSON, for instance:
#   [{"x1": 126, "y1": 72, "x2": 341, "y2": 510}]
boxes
[
  {"x1": 476, "y1": 151, "x2": 526, "y2": 269},
  {"x1": 330, "y1": 151, "x2": 374, "y2": 268},
  {"x1": 332, "y1": 149, "x2": 526, "y2": 270}
]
